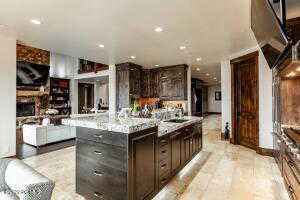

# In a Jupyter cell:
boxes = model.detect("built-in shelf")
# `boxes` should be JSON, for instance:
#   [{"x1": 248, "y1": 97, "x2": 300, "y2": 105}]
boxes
[
  {"x1": 78, "y1": 59, "x2": 109, "y2": 74},
  {"x1": 49, "y1": 78, "x2": 71, "y2": 115}
]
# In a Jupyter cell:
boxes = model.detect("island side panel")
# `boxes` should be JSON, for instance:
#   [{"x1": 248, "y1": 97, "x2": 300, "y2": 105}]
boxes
[{"x1": 127, "y1": 127, "x2": 158, "y2": 200}]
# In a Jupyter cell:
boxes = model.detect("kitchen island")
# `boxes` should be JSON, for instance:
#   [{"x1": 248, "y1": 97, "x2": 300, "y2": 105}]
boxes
[{"x1": 62, "y1": 114, "x2": 203, "y2": 200}]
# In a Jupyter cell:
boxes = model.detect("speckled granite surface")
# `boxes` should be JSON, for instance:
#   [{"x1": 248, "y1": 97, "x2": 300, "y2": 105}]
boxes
[
  {"x1": 62, "y1": 114, "x2": 159, "y2": 133},
  {"x1": 282, "y1": 124, "x2": 300, "y2": 131},
  {"x1": 158, "y1": 116, "x2": 203, "y2": 137},
  {"x1": 62, "y1": 114, "x2": 202, "y2": 135}
]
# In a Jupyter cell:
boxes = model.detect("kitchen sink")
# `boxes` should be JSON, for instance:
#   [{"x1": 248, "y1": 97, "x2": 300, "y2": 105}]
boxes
[{"x1": 164, "y1": 119, "x2": 188, "y2": 123}]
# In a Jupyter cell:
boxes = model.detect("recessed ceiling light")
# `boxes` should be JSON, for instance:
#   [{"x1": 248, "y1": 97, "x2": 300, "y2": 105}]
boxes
[
  {"x1": 206, "y1": 73, "x2": 210, "y2": 76},
  {"x1": 155, "y1": 64, "x2": 160, "y2": 67},
  {"x1": 179, "y1": 46, "x2": 186, "y2": 50},
  {"x1": 31, "y1": 19, "x2": 41, "y2": 25},
  {"x1": 130, "y1": 56, "x2": 136, "y2": 59},
  {"x1": 155, "y1": 27, "x2": 163, "y2": 32},
  {"x1": 98, "y1": 44, "x2": 104, "y2": 48},
  {"x1": 196, "y1": 58, "x2": 202, "y2": 61},
  {"x1": 196, "y1": 68, "x2": 200, "y2": 71}
]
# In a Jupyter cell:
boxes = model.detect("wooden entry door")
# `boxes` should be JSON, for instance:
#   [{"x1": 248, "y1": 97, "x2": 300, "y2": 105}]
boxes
[{"x1": 231, "y1": 51, "x2": 259, "y2": 150}]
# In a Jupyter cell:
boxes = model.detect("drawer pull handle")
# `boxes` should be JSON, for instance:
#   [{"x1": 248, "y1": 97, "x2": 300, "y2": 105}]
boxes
[
  {"x1": 94, "y1": 192, "x2": 103, "y2": 198},
  {"x1": 94, "y1": 151, "x2": 102, "y2": 155},
  {"x1": 160, "y1": 140, "x2": 168, "y2": 145},
  {"x1": 94, "y1": 134, "x2": 103, "y2": 139},
  {"x1": 94, "y1": 171, "x2": 103, "y2": 176},
  {"x1": 289, "y1": 186, "x2": 294, "y2": 194},
  {"x1": 161, "y1": 178, "x2": 167, "y2": 183},
  {"x1": 288, "y1": 161, "x2": 294, "y2": 168},
  {"x1": 161, "y1": 164, "x2": 167, "y2": 169}
]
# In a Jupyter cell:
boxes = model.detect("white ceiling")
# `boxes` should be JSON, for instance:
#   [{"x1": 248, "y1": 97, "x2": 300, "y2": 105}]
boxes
[{"x1": 0, "y1": 0, "x2": 256, "y2": 85}]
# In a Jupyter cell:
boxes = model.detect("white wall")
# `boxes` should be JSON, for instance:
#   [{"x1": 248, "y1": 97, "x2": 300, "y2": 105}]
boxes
[
  {"x1": 109, "y1": 65, "x2": 116, "y2": 114},
  {"x1": 50, "y1": 52, "x2": 77, "y2": 79},
  {"x1": 187, "y1": 66, "x2": 192, "y2": 116},
  {"x1": 221, "y1": 47, "x2": 274, "y2": 149},
  {"x1": 207, "y1": 85, "x2": 222, "y2": 113},
  {"x1": 0, "y1": 33, "x2": 16, "y2": 158}
]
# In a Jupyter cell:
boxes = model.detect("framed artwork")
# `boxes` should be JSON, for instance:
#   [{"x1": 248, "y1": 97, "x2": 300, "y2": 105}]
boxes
[{"x1": 215, "y1": 91, "x2": 221, "y2": 101}]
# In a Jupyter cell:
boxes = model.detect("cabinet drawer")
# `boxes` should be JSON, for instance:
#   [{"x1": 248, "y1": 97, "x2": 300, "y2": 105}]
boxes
[
  {"x1": 77, "y1": 170, "x2": 126, "y2": 200},
  {"x1": 159, "y1": 171, "x2": 170, "y2": 189},
  {"x1": 77, "y1": 158, "x2": 126, "y2": 200},
  {"x1": 158, "y1": 143, "x2": 170, "y2": 161},
  {"x1": 77, "y1": 127, "x2": 125, "y2": 147},
  {"x1": 158, "y1": 158, "x2": 171, "y2": 176},
  {"x1": 283, "y1": 157, "x2": 300, "y2": 199},
  {"x1": 76, "y1": 139, "x2": 126, "y2": 171}
]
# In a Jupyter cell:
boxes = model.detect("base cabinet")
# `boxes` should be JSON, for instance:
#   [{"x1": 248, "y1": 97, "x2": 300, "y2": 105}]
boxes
[
  {"x1": 76, "y1": 121, "x2": 203, "y2": 200},
  {"x1": 158, "y1": 122, "x2": 203, "y2": 189},
  {"x1": 273, "y1": 129, "x2": 300, "y2": 200}
]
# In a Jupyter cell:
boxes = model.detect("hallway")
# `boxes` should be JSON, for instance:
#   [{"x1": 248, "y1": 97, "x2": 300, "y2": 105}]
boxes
[{"x1": 22, "y1": 115, "x2": 289, "y2": 200}]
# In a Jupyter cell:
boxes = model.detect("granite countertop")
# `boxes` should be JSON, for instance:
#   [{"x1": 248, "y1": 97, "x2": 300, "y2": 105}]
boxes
[
  {"x1": 62, "y1": 114, "x2": 159, "y2": 134},
  {"x1": 282, "y1": 124, "x2": 300, "y2": 131},
  {"x1": 158, "y1": 116, "x2": 203, "y2": 137},
  {"x1": 62, "y1": 113, "x2": 203, "y2": 135}
]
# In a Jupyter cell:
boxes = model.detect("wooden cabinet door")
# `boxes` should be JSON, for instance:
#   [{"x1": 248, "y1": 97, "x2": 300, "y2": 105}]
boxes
[
  {"x1": 170, "y1": 132, "x2": 181, "y2": 174},
  {"x1": 159, "y1": 78, "x2": 171, "y2": 99},
  {"x1": 116, "y1": 68, "x2": 130, "y2": 110},
  {"x1": 172, "y1": 77, "x2": 184, "y2": 100},
  {"x1": 129, "y1": 67, "x2": 141, "y2": 98},
  {"x1": 181, "y1": 132, "x2": 191, "y2": 164},
  {"x1": 141, "y1": 69, "x2": 150, "y2": 98},
  {"x1": 150, "y1": 69, "x2": 159, "y2": 97},
  {"x1": 128, "y1": 131, "x2": 156, "y2": 200}
]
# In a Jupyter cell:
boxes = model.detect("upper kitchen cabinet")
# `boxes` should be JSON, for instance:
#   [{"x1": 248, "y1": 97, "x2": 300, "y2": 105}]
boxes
[
  {"x1": 141, "y1": 69, "x2": 151, "y2": 98},
  {"x1": 158, "y1": 65, "x2": 187, "y2": 100},
  {"x1": 116, "y1": 62, "x2": 142, "y2": 111}
]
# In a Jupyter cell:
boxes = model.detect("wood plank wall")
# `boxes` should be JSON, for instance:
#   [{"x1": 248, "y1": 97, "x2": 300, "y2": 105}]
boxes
[{"x1": 280, "y1": 78, "x2": 300, "y2": 125}]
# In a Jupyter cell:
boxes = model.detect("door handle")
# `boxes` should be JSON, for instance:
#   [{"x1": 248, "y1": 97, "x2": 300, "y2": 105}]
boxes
[
  {"x1": 94, "y1": 151, "x2": 102, "y2": 156},
  {"x1": 94, "y1": 171, "x2": 103, "y2": 177}
]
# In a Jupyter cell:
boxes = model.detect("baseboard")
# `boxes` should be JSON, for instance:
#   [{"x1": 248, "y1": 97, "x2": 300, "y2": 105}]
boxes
[{"x1": 257, "y1": 147, "x2": 274, "y2": 157}]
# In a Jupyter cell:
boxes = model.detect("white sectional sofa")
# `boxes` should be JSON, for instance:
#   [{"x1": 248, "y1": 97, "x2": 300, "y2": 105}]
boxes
[{"x1": 23, "y1": 124, "x2": 76, "y2": 147}]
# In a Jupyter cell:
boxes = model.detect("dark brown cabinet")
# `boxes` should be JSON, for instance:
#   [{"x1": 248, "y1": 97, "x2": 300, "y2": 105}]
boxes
[
  {"x1": 159, "y1": 78, "x2": 172, "y2": 99},
  {"x1": 116, "y1": 62, "x2": 142, "y2": 111},
  {"x1": 76, "y1": 126, "x2": 157, "y2": 200},
  {"x1": 170, "y1": 132, "x2": 181, "y2": 174},
  {"x1": 76, "y1": 121, "x2": 203, "y2": 200},
  {"x1": 116, "y1": 63, "x2": 187, "y2": 107},
  {"x1": 157, "y1": 121, "x2": 203, "y2": 189},
  {"x1": 128, "y1": 129, "x2": 156, "y2": 200},
  {"x1": 158, "y1": 65, "x2": 187, "y2": 100},
  {"x1": 150, "y1": 69, "x2": 160, "y2": 98}
]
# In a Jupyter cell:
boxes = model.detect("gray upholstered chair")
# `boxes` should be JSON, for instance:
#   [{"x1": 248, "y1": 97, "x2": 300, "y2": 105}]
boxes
[{"x1": 0, "y1": 159, "x2": 55, "y2": 200}]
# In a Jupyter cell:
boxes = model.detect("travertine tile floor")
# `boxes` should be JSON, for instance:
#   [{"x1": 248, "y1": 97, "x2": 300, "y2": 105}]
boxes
[{"x1": 23, "y1": 115, "x2": 290, "y2": 200}]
